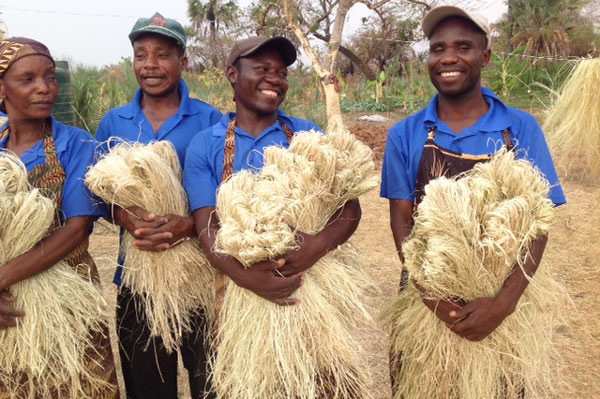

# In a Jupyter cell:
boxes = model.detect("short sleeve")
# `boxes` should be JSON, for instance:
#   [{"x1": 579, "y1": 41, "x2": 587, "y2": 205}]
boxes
[
  {"x1": 183, "y1": 130, "x2": 219, "y2": 212},
  {"x1": 209, "y1": 108, "x2": 223, "y2": 126},
  {"x1": 512, "y1": 113, "x2": 566, "y2": 206},
  {"x1": 380, "y1": 124, "x2": 415, "y2": 201},
  {"x1": 59, "y1": 131, "x2": 103, "y2": 219},
  {"x1": 94, "y1": 114, "x2": 112, "y2": 155}
]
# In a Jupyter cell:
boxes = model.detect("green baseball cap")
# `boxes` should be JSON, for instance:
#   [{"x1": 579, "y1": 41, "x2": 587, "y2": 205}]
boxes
[{"x1": 129, "y1": 12, "x2": 187, "y2": 50}]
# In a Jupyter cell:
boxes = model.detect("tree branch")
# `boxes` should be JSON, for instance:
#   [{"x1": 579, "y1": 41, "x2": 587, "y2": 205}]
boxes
[
  {"x1": 308, "y1": 0, "x2": 339, "y2": 30},
  {"x1": 256, "y1": 2, "x2": 281, "y2": 35},
  {"x1": 324, "y1": 0, "x2": 353, "y2": 71},
  {"x1": 358, "y1": 0, "x2": 393, "y2": 10},
  {"x1": 313, "y1": 32, "x2": 376, "y2": 80},
  {"x1": 405, "y1": 0, "x2": 432, "y2": 10},
  {"x1": 281, "y1": 0, "x2": 327, "y2": 78}
]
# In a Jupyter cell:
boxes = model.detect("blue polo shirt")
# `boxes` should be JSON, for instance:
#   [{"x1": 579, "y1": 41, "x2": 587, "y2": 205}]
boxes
[
  {"x1": 0, "y1": 116, "x2": 102, "y2": 220},
  {"x1": 95, "y1": 79, "x2": 222, "y2": 286},
  {"x1": 96, "y1": 79, "x2": 222, "y2": 166},
  {"x1": 381, "y1": 87, "x2": 566, "y2": 206},
  {"x1": 183, "y1": 110, "x2": 321, "y2": 212}
]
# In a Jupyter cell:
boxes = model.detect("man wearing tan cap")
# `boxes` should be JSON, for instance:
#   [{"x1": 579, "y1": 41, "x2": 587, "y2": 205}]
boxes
[{"x1": 381, "y1": 5, "x2": 565, "y2": 397}]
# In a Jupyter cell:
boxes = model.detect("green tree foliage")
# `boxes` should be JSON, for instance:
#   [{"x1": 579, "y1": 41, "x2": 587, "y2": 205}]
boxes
[
  {"x1": 250, "y1": 0, "x2": 414, "y2": 81},
  {"x1": 348, "y1": 5, "x2": 419, "y2": 75},
  {"x1": 496, "y1": 0, "x2": 599, "y2": 57},
  {"x1": 187, "y1": 0, "x2": 246, "y2": 70}
]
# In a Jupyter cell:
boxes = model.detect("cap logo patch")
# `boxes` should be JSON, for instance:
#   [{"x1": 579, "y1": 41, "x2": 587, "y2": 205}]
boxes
[{"x1": 151, "y1": 16, "x2": 166, "y2": 27}]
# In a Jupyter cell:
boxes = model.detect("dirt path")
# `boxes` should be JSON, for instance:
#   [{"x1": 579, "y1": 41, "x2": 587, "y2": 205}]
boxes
[{"x1": 90, "y1": 178, "x2": 599, "y2": 399}]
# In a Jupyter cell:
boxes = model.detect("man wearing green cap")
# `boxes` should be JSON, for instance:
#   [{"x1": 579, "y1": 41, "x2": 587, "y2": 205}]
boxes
[{"x1": 96, "y1": 12, "x2": 221, "y2": 399}]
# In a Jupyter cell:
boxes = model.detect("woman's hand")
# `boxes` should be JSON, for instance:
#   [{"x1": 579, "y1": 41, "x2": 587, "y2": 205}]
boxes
[{"x1": 0, "y1": 289, "x2": 24, "y2": 330}]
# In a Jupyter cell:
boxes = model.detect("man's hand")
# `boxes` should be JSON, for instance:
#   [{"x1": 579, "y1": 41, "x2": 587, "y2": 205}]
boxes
[
  {"x1": 278, "y1": 232, "x2": 324, "y2": 277},
  {"x1": 0, "y1": 290, "x2": 24, "y2": 330},
  {"x1": 230, "y1": 259, "x2": 304, "y2": 306},
  {"x1": 422, "y1": 297, "x2": 464, "y2": 325},
  {"x1": 132, "y1": 214, "x2": 194, "y2": 251},
  {"x1": 446, "y1": 297, "x2": 513, "y2": 341},
  {"x1": 116, "y1": 206, "x2": 168, "y2": 240},
  {"x1": 115, "y1": 206, "x2": 194, "y2": 252}
]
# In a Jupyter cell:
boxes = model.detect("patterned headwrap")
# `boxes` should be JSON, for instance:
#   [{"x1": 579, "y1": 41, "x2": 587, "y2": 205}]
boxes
[{"x1": 0, "y1": 37, "x2": 55, "y2": 78}]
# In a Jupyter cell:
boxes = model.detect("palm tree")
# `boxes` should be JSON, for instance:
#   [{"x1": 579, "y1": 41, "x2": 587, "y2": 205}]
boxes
[
  {"x1": 187, "y1": 0, "x2": 242, "y2": 68},
  {"x1": 503, "y1": 0, "x2": 586, "y2": 57}
]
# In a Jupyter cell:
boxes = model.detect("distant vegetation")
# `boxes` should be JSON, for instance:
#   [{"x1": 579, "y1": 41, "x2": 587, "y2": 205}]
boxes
[
  {"x1": 70, "y1": 54, "x2": 576, "y2": 134},
  {"x1": 69, "y1": 0, "x2": 599, "y2": 133}
]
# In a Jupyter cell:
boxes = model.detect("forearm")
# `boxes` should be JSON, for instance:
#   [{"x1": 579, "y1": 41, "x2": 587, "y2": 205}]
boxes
[
  {"x1": 312, "y1": 198, "x2": 361, "y2": 255},
  {"x1": 179, "y1": 216, "x2": 196, "y2": 238},
  {"x1": 0, "y1": 216, "x2": 93, "y2": 290},
  {"x1": 495, "y1": 234, "x2": 548, "y2": 313},
  {"x1": 194, "y1": 207, "x2": 245, "y2": 281},
  {"x1": 389, "y1": 199, "x2": 414, "y2": 264},
  {"x1": 102, "y1": 202, "x2": 121, "y2": 225}
]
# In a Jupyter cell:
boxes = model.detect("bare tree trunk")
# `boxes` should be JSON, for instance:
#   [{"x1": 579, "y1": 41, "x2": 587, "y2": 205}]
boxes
[
  {"x1": 208, "y1": 0, "x2": 219, "y2": 67},
  {"x1": 282, "y1": 0, "x2": 354, "y2": 133}
]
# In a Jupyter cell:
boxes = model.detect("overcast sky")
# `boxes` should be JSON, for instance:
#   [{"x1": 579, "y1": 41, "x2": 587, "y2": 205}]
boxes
[{"x1": 0, "y1": 0, "x2": 507, "y2": 68}]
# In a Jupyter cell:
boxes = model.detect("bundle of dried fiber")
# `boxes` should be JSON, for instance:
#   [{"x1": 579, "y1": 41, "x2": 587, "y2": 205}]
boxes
[
  {"x1": 383, "y1": 148, "x2": 567, "y2": 399},
  {"x1": 85, "y1": 140, "x2": 214, "y2": 352},
  {"x1": 0, "y1": 152, "x2": 111, "y2": 399},
  {"x1": 212, "y1": 127, "x2": 378, "y2": 399},
  {"x1": 543, "y1": 58, "x2": 600, "y2": 181}
]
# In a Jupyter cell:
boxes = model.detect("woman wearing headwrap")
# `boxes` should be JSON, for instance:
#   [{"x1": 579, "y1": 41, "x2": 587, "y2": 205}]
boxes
[{"x1": 0, "y1": 37, "x2": 119, "y2": 398}]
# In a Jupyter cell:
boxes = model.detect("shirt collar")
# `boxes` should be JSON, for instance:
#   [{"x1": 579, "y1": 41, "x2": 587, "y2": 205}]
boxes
[
  {"x1": 0, "y1": 117, "x2": 62, "y2": 163},
  {"x1": 217, "y1": 109, "x2": 291, "y2": 138},
  {"x1": 49, "y1": 116, "x2": 68, "y2": 154},
  {"x1": 423, "y1": 87, "x2": 512, "y2": 132},
  {"x1": 116, "y1": 79, "x2": 192, "y2": 119}
]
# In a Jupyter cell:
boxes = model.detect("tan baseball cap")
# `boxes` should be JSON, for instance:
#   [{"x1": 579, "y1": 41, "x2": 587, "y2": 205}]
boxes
[
  {"x1": 422, "y1": 6, "x2": 491, "y2": 49},
  {"x1": 226, "y1": 36, "x2": 297, "y2": 68}
]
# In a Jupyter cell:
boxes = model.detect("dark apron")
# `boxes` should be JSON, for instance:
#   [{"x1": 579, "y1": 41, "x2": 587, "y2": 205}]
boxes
[
  {"x1": 0, "y1": 123, "x2": 119, "y2": 399},
  {"x1": 398, "y1": 126, "x2": 514, "y2": 291}
]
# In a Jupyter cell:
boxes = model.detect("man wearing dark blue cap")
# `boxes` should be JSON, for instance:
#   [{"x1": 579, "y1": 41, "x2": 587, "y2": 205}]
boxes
[{"x1": 96, "y1": 12, "x2": 221, "y2": 399}]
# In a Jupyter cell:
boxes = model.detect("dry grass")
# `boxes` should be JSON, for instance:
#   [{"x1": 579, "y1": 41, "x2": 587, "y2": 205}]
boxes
[
  {"x1": 544, "y1": 58, "x2": 600, "y2": 182},
  {"x1": 90, "y1": 181, "x2": 599, "y2": 399},
  {"x1": 88, "y1": 156, "x2": 599, "y2": 399},
  {"x1": 0, "y1": 152, "x2": 111, "y2": 399},
  {"x1": 85, "y1": 140, "x2": 215, "y2": 352},
  {"x1": 383, "y1": 150, "x2": 567, "y2": 399},
  {"x1": 212, "y1": 128, "x2": 379, "y2": 399}
]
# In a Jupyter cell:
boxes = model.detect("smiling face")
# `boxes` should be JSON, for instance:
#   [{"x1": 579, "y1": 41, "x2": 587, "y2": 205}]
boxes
[
  {"x1": 227, "y1": 46, "x2": 289, "y2": 118},
  {"x1": 427, "y1": 17, "x2": 490, "y2": 98},
  {"x1": 0, "y1": 55, "x2": 58, "y2": 121},
  {"x1": 132, "y1": 34, "x2": 187, "y2": 98}
]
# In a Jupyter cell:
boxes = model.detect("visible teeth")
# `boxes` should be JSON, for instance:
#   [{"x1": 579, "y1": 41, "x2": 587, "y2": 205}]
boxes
[
  {"x1": 261, "y1": 89, "x2": 278, "y2": 97},
  {"x1": 441, "y1": 71, "x2": 461, "y2": 77}
]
